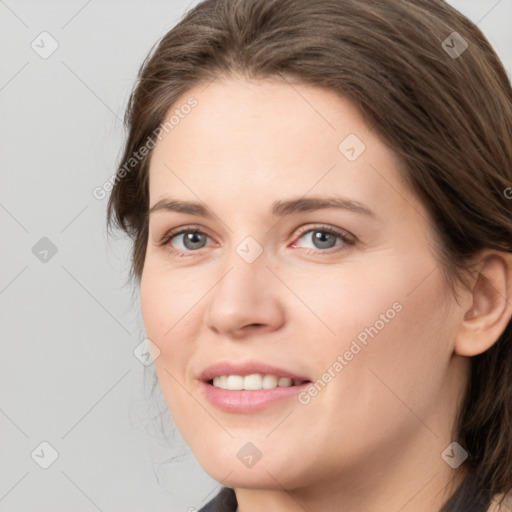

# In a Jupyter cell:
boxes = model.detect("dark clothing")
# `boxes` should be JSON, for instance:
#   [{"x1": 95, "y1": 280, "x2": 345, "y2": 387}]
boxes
[{"x1": 198, "y1": 487, "x2": 237, "y2": 512}]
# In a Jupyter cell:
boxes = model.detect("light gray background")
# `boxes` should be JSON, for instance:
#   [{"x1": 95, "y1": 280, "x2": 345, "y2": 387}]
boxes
[{"x1": 1, "y1": 1, "x2": 511, "y2": 511}]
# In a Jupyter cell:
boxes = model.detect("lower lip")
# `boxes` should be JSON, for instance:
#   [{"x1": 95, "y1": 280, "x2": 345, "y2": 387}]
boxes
[{"x1": 199, "y1": 380, "x2": 312, "y2": 413}]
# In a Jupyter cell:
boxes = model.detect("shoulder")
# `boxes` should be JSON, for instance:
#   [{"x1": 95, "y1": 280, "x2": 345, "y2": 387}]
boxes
[
  {"x1": 198, "y1": 487, "x2": 237, "y2": 512},
  {"x1": 487, "y1": 491, "x2": 512, "y2": 512}
]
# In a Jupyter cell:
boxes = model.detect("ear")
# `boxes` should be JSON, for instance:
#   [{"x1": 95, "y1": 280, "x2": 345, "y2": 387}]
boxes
[{"x1": 455, "y1": 251, "x2": 512, "y2": 357}]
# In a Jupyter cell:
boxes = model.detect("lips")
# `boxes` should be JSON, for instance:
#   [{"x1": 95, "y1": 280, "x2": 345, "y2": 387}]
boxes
[
  {"x1": 198, "y1": 361, "x2": 311, "y2": 383},
  {"x1": 197, "y1": 361, "x2": 313, "y2": 413}
]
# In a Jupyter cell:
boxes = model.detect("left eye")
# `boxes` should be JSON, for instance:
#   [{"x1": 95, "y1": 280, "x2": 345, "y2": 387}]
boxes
[
  {"x1": 291, "y1": 226, "x2": 355, "y2": 254},
  {"x1": 160, "y1": 225, "x2": 355, "y2": 256}
]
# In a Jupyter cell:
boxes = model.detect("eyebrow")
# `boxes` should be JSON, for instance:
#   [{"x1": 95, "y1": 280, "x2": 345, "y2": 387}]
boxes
[{"x1": 149, "y1": 196, "x2": 378, "y2": 220}]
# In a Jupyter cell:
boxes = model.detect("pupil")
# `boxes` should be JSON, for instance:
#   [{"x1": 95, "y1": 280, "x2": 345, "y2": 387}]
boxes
[
  {"x1": 185, "y1": 232, "x2": 205, "y2": 249},
  {"x1": 314, "y1": 231, "x2": 336, "y2": 249}
]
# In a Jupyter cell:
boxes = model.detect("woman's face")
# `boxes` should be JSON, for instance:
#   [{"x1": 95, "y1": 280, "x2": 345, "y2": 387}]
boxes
[{"x1": 141, "y1": 77, "x2": 468, "y2": 493}]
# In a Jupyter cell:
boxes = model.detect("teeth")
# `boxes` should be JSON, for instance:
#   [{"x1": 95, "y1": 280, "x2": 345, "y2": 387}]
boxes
[
  {"x1": 211, "y1": 374, "x2": 302, "y2": 391},
  {"x1": 278, "y1": 377, "x2": 293, "y2": 387}
]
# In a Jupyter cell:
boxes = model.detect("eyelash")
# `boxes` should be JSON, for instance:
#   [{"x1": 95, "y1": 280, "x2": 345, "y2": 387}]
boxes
[{"x1": 158, "y1": 224, "x2": 356, "y2": 258}]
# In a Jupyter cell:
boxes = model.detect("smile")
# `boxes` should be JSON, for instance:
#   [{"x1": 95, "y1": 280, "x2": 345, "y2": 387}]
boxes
[{"x1": 210, "y1": 374, "x2": 308, "y2": 390}]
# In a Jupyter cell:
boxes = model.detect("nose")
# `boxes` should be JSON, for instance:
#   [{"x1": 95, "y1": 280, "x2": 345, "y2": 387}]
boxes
[{"x1": 204, "y1": 249, "x2": 285, "y2": 338}]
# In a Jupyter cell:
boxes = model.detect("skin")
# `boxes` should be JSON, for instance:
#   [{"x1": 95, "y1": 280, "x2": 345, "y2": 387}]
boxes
[{"x1": 140, "y1": 76, "x2": 512, "y2": 512}]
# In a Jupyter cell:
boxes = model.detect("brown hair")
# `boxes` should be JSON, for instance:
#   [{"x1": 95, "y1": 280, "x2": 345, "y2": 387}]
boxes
[{"x1": 106, "y1": 0, "x2": 512, "y2": 508}]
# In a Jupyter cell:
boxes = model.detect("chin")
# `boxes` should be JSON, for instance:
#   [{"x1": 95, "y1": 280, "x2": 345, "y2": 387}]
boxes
[
  {"x1": 195, "y1": 447, "x2": 311, "y2": 491},
  {"x1": 206, "y1": 467, "x2": 292, "y2": 490}
]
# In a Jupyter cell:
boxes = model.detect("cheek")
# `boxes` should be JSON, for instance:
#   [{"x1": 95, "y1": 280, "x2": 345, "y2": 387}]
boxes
[
  {"x1": 140, "y1": 264, "x2": 207, "y2": 434},
  {"x1": 140, "y1": 260, "x2": 205, "y2": 352},
  {"x1": 286, "y1": 258, "x2": 412, "y2": 361},
  {"x1": 315, "y1": 261, "x2": 453, "y2": 439},
  {"x1": 275, "y1": 263, "x2": 453, "y2": 478},
  {"x1": 316, "y1": 250, "x2": 452, "y2": 364}
]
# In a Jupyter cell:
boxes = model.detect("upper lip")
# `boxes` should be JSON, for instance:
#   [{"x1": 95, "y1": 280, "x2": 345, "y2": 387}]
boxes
[{"x1": 199, "y1": 361, "x2": 311, "y2": 383}]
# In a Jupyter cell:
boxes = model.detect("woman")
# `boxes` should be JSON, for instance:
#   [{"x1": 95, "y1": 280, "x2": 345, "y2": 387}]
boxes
[{"x1": 107, "y1": 0, "x2": 512, "y2": 510}]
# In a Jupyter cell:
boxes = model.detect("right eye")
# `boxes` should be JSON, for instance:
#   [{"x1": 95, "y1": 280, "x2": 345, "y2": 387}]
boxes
[{"x1": 159, "y1": 226, "x2": 214, "y2": 257}]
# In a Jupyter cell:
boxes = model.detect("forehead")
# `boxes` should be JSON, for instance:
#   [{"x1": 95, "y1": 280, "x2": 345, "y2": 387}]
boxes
[
  {"x1": 147, "y1": 77, "x2": 418, "y2": 222},
  {"x1": 150, "y1": 77, "x2": 369, "y2": 173}
]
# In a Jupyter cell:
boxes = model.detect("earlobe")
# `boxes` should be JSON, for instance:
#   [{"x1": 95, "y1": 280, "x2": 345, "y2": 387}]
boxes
[{"x1": 455, "y1": 252, "x2": 512, "y2": 357}]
